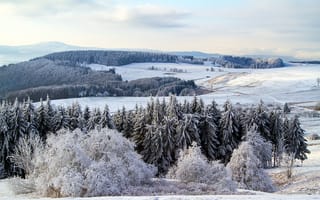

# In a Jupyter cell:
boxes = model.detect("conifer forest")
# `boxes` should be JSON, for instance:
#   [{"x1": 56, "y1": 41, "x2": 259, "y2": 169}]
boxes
[{"x1": 0, "y1": 95, "x2": 309, "y2": 180}]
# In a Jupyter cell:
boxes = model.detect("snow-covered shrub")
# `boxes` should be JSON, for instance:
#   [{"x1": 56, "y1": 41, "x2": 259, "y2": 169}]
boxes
[
  {"x1": 227, "y1": 141, "x2": 276, "y2": 192},
  {"x1": 246, "y1": 129, "x2": 273, "y2": 168},
  {"x1": 167, "y1": 143, "x2": 236, "y2": 192},
  {"x1": 11, "y1": 134, "x2": 43, "y2": 176},
  {"x1": 25, "y1": 128, "x2": 156, "y2": 197}
]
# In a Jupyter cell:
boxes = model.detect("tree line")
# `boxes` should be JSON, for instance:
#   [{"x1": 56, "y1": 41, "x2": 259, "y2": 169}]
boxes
[{"x1": 0, "y1": 96, "x2": 309, "y2": 177}]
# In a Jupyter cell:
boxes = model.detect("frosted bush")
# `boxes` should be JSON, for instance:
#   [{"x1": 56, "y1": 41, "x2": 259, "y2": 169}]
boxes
[
  {"x1": 27, "y1": 128, "x2": 156, "y2": 197},
  {"x1": 167, "y1": 143, "x2": 236, "y2": 192},
  {"x1": 227, "y1": 141, "x2": 276, "y2": 192}
]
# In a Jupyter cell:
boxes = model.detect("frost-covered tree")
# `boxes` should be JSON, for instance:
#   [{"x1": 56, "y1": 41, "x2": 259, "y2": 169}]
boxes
[
  {"x1": 141, "y1": 123, "x2": 174, "y2": 175},
  {"x1": 269, "y1": 111, "x2": 284, "y2": 167},
  {"x1": 36, "y1": 99, "x2": 51, "y2": 139},
  {"x1": 166, "y1": 95, "x2": 181, "y2": 120},
  {"x1": 206, "y1": 100, "x2": 221, "y2": 126},
  {"x1": 67, "y1": 102, "x2": 82, "y2": 130},
  {"x1": 100, "y1": 105, "x2": 114, "y2": 129},
  {"x1": 245, "y1": 128, "x2": 272, "y2": 168},
  {"x1": 22, "y1": 97, "x2": 38, "y2": 135},
  {"x1": 87, "y1": 108, "x2": 102, "y2": 131},
  {"x1": 227, "y1": 141, "x2": 276, "y2": 192},
  {"x1": 176, "y1": 114, "x2": 200, "y2": 150},
  {"x1": 219, "y1": 101, "x2": 241, "y2": 163},
  {"x1": 190, "y1": 96, "x2": 204, "y2": 114},
  {"x1": 122, "y1": 110, "x2": 134, "y2": 138},
  {"x1": 242, "y1": 102, "x2": 271, "y2": 141},
  {"x1": 132, "y1": 110, "x2": 147, "y2": 154},
  {"x1": 199, "y1": 109, "x2": 220, "y2": 160},
  {"x1": 168, "y1": 143, "x2": 236, "y2": 192},
  {"x1": 113, "y1": 107, "x2": 126, "y2": 132},
  {"x1": 52, "y1": 106, "x2": 70, "y2": 132},
  {"x1": 284, "y1": 116, "x2": 310, "y2": 162},
  {"x1": 20, "y1": 128, "x2": 156, "y2": 197}
]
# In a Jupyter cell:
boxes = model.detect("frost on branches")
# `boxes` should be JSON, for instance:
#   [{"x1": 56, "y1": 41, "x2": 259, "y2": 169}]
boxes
[
  {"x1": 17, "y1": 128, "x2": 156, "y2": 197},
  {"x1": 227, "y1": 141, "x2": 276, "y2": 192},
  {"x1": 167, "y1": 143, "x2": 236, "y2": 192}
]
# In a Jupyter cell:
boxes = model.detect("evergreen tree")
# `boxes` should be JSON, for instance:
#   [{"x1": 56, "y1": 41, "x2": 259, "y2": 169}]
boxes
[
  {"x1": 176, "y1": 114, "x2": 200, "y2": 150},
  {"x1": 199, "y1": 109, "x2": 220, "y2": 160},
  {"x1": 269, "y1": 111, "x2": 284, "y2": 167},
  {"x1": 68, "y1": 102, "x2": 82, "y2": 130},
  {"x1": 52, "y1": 106, "x2": 70, "y2": 132},
  {"x1": 36, "y1": 99, "x2": 51, "y2": 139},
  {"x1": 283, "y1": 102, "x2": 291, "y2": 114},
  {"x1": 132, "y1": 110, "x2": 147, "y2": 153},
  {"x1": 100, "y1": 105, "x2": 114, "y2": 129},
  {"x1": 87, "y1": 108, "x2": 102, "y2": 130},
  {"x1": 113, "y1": 107, "x2": 126, "y2": 132},
  {"x1": 243, "y1": 102, "x2": 271, "y2": 141},
  {"x1": 219, "y1": 101, "x2": 241, "y2": 163},
  {"x1": 22, "y1": 97, "x2": 38, "y2": 134},
  {"x1": 122, "y1": 110, "x2": 134, "y2": 138},
  {"x1": 206, "y1": 100, "x2": 221, "y2": 126},
  {"x1": 284, "y1": 116, "x2": 310, "y2": 162},
  {"x1": 83, "y1": 106, "x2": 91, "y2": 122}
]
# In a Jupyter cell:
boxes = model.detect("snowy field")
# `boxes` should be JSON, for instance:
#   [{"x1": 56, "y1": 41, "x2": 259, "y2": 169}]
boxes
[{"x1": 41, "y1": 63, "x2": 320, "y2": 112}]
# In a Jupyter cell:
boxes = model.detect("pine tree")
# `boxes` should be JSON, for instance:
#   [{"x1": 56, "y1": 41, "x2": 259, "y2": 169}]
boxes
[
  {"x1": 284, "y1": 116, "x2": 310, "y2": 162},
  {"x1": 166, "y1": 95, "x2": 181, "y2": 120},
  {"x1": 176, "y1": 114, "x2": 200, "y2": 150},
  {"x1": 87, "y1": 108, "x2": 102, "y2": 130},
  {"x1": 36, "y1": 99, "x2": 51, "y2": 139},
  {"x1": 269, "y1": 111, "x2": 284, "y2": 167},
  {"x1": 113, "y1": 107, "x2": 126, "y2": 132},
  {"x1": 100, "y1": 105, "x2": 115, "y2": 129},
  {"x1": 68, "y1": 102, "x2": 82, "y2": 130},
  {"x1": 199, "y1": 109, "x2": 220, "y2": 160},
  {"x1": 122, "y1": 110, "x2": 134, "y2": 138},
  {"x1": 132, "y1": 110, "x2": 147, "y2": 154},
  {"x1": 52, "y1": 106, "x2": 70, "y2": 132},
  {"x1": 22, "y1": 97, "x2": 38, "y2": 136},
  {"x1": 219, "y1": 101, "x2": 241, "y2": 163},
  {"x1": 206, "y1": 100, "x2": 221, "y2": 126},
  {"x1": 243, "y1": 102, "x2": 271, "y2": 141}
]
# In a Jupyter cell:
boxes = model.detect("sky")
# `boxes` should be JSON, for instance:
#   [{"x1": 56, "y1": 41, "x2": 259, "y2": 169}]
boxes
[{"x1": 0, "y1": 0, "x2": 319, "y2": 59}]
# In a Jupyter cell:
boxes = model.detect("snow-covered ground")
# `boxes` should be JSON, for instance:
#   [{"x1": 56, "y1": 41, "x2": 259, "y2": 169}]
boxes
[{"x1": 40, "y1": 63, "x2": 320, "y2": 114}]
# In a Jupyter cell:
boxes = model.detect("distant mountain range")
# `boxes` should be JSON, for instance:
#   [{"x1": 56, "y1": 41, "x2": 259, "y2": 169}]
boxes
[{"x1": 0, "y1": 42, "x2": 93, "y2": 66}]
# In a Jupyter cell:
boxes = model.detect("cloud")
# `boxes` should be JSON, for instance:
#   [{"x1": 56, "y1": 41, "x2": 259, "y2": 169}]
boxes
[
  {"x1": 0, "y1": 0, "x2": 104, "y2": 17},
  {"x1": 108, "y1": 4, "x2": 191, "y2": 28}
]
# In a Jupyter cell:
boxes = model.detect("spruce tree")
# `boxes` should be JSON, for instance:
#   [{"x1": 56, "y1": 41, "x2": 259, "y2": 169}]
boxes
[
  {"x1": 284, "y1": 116, "x2": 310, "y2": 162},
  {"x1": 132, "y1": 110, "x2": 147, "y2": 154},
  {"x1": 199, "y1": 109, "x2": 220, "y2": 160},
  {"x1": 176, "y1": 114, "x2": 200, "y2": 150},
  {"x1": 219, "y1": 101, "x2": 241, "y2": 163},
  {"x1": 100, "y1": 105, "x2": 115, "y2": 129},
  {"x1": 269, "y1": 111, "x2": 284, "y2": 167}
]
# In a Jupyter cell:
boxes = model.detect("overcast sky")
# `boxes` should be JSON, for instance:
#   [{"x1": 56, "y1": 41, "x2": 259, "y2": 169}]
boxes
[{"x1": 0, "y1": 0, "x2": 319, "y2": 59}]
